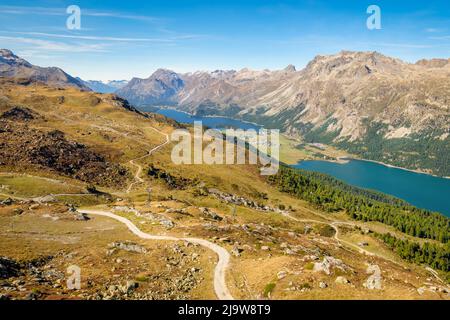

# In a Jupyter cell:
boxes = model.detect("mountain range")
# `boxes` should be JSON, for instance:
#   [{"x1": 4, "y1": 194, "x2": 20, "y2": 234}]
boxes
[
  {"x1": 0, "y1": 49, "x2": 90, "y2": 91},
  {"x1": 1, "y1": 49, "x2": 448, "y2": 175},
  {"x1": 115, "y1": 51, "x2": 450, "y2": 176},
  {"x1": 79, "y1": 79, "x2": 129, "y2": 93}
]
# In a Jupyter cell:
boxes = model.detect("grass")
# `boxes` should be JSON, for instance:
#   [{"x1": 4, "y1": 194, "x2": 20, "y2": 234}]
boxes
[
  {"x1": 0, "y1": 174, "x2": 83, "y2": 198},
  {"x1": 263, "y1": 283, "x2": 276, "y2": 298},
  {"x1": 278, "y1": 135, "x2": 310, "y2": 165},
  {"x1": 304, "y1": 262, "x2": 315, "y2": 270}
]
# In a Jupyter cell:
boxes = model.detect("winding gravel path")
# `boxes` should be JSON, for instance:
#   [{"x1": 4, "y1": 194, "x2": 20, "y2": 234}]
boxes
[
  {"x1": 78, "y1": 209, "x2": 234, "y2": 300},
  {"x1": 126, "y1": 127, "x2": 170, "y2": 194}
]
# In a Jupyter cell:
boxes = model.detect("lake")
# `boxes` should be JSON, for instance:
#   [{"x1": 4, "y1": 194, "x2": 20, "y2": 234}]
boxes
[
  {"x1": 155, "y1": 108, "x2": 261, "y2": 130},
  {"x1": 293, "y1": 159, "x2": 450, "y2": 216},
  {"x1": 153, "y1": 108, "x2": 450, "y2": 217}
]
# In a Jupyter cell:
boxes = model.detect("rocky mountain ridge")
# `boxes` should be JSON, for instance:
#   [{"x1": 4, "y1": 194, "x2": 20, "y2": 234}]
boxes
[
  {"x1": 0, "y1": 49, "x2": 90, "y2": 91},
  {"x1": 116, "y1": 51, "x2": 450, "y2": 175}
]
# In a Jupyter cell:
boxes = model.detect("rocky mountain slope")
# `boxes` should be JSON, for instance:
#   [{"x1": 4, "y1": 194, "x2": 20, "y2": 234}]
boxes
[
  {"x1": 0, "y1": 49, "x2": 90, "y2": 91},
  {"x1": 116, "y1": 69, "x2": 184, "y2": 106},
  {"x1": 117, "y1": 51, "x2": 450, "y2": 176}
]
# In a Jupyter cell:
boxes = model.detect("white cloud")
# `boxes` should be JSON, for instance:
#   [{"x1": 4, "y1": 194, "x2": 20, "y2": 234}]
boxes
[
  {"x1": 425, "y1": 28, "x2": 442, "y2": 33},
  {"x1": 0, "y1": 5, "x2": 161, "y2": 23},
  {"x1": 0, "y1": 36, "x2": 109, "y2": 53},
  {"x1": 5, "y1": 32, "x2": 174, "y2": 43}
]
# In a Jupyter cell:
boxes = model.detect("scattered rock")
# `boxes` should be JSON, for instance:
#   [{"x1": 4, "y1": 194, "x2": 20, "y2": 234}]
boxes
[
  {"x1": 207, "y1": 188, "x2": 287, "y2": 214},
  {"x1": 0, "y1": 293, "x2": 10, "y2": 300},
  {"x1": 29, "y1": 203, "x2": 40, "y2": 210},
  {"x1": 13, "y1": 208, "x2": 24, "y2": 215},
  {"x1": 231, "y1": 244, "x2": 242, "y2": 257},
  {"x1": 363, "y1": 264, "x2": 382, "y2": 290},
  {"x1": 0, "y1": 257, "x2": 21, "y2": 279},
  {"x1": 32, "y1": 195, "x2": 56, "y2": 204},
  {"x1": 335, "y1": 276, "x2": 350, "y2": 284},
  {"x1": 277, "y1": 271, "x2": 287, "y2": 280},
  {"x1": 1, "y1": 198, "x2": 14, "y2": 206},
  {"x1": 108, "y1": 242, "x2": 147, "y2": 254},
  {"x1": 313, "y1": 256, "x2": 349, "y2": 275},
  {"x1": 319, "y1": 282, "x2": 328, "y2": 289},
  {"x1": 0, "y1": 106, "x2": 37, "y2": 121},
  {"x1": 200, "y1": 207, "x2": 223, "y2": 221},
  {"x1": 73, "y1": 212, "x2": 90, "y2": 221},
  {"x1": 125, "y1": 280, "x2": 138, "y2": 293}
]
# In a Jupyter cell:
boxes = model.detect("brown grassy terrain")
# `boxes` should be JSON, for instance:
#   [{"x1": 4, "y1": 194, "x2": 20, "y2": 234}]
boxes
[{"x1": 0, "y1": 81, "x2": 448, "y2": 300}]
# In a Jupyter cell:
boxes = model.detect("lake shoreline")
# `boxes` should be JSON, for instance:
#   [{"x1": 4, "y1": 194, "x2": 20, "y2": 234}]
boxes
[
  {"x1": 155, "y1": 106, "x2": 263, "y2": 128},
  {"x1": 333, "y1": 157, "x2": 450, "y2": 180},
  {"x1": 153, "y1": 106, "x2": 449, "y2": 180},
  {"x1": 294, "y1": 158, "x2": 450, "y2": 216}
]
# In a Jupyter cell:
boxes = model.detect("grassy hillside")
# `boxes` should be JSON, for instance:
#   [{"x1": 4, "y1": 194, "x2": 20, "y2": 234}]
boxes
[{"x1": 0, "y1": 80, "x2": 449, "y2": 299}]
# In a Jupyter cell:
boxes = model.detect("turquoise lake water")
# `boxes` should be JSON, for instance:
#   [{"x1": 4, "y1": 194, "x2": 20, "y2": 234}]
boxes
[
  {"x1": 293, "y1": 160, "x2": 450, "y2": 216},
  {"x1": 153, "y1": 108, "x2": 450, "y2": 216},
  {"x1": 155, "y1": 108, "x2": 261, "y2": 130}
]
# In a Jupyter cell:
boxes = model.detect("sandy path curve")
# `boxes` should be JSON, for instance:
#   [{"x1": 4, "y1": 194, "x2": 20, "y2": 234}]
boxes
[{"x1": 78, "y1": 209, "x2": 234, "y2": 300}]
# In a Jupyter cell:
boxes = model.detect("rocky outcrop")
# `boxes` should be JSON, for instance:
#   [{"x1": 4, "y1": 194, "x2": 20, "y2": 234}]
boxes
[
  {"x1": 313, "y1": 256, "x2": 350, "y2": 275},
  {"x1": 0, "y1": 120, "x2": 129, "y2": 187},
  {"x1": 363, "y1": 264, "x2": 382, "y2": 290},
  {"x1": 0, "y1": 107, "x2": 39, "y2": 122},
  {"x1": 207, "y1": 188, "x2": 287, "y2": 214},
  {"x1": 107, "y1": 242, "x2": 148, "y2": 254},
  {"x1": 0, "y1": 257, "x2": 21, "y2": 279}
]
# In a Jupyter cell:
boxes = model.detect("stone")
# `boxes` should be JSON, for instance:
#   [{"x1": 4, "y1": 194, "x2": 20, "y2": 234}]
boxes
[
  {"x1": 29, "y1": 203, "x2": 40, "y2": 210},
  {"x1": 125, "y1": 280, "x2": 138, "y2": 293},
  {"x1": 313, "y1": 256, "x2": 348, "y2": 275},
  {"x1": 108, "y1": 242, "x2": 147, "y2": 254},
  {"x1": 363, "y1": 264, "x2": 382, "y2": 290},
  {"x1": 73, "y1": 212, "x2": 90, "y2": 221},
  {"x1": 319, "y1": 282, "x2": 328, "y2": 289},
  {"x1": 200, "y1": 207, "x2": 223, "y2": 221},
  {"x1": 231, "y1": 244, "x2": 242, "y2": 257},
  {"x1": 261, "y1": 246, "x2": 270, "y2": 251},
  {"x1": 0, "y1": 293, "x2": 10, "y2": 300},
  {"x1": 277, "y1": 271, "x2": 287, "y2": 280},
  {"x1": 0, "y1": 256, "x2": 21, "y2": 279},
  {"x1": 13, "y1": 208, "x2": 24, "y2": 215},
  {"x1": 335, "y1": 276, "x2": 350, "y2": 284},
  {"x1": 32, "y1": 195, "x2": 56, "y2": 203},
  {"x1": 1, "y1": 198, "x2": 14, "y2": 206}
]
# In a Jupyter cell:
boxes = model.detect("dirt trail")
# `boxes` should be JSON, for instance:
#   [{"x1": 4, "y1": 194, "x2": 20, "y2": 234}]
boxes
[
  {"x1": 78, "y1": 209, "x2": 234, "y2": 300},
  {"x1": 126, "y1": 127, "x2": 170, "y2": 194}
]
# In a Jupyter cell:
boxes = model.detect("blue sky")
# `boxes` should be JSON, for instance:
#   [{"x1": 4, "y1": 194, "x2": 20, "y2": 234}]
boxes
[{"x1": 0, "y1": 0, "x2": 449, "y2": 81}]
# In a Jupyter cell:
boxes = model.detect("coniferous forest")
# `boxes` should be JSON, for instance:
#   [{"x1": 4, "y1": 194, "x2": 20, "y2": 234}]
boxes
[{"x1": 268, "y1": 166, "x2": 450, "y2": 273}]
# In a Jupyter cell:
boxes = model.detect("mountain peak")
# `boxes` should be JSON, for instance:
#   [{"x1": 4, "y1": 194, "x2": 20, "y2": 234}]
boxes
[
  {"x1": 0, "y1": 49, "x2": 89, "y2": 90},
  {"x1": 151, "y1": 68, "x2": 177, "y2": 77},
  {"x1": 0, "y1": 49, "x2": 32, "y2": 67},
  {"x1": 284, "y1": 64, "x2": 296, "y2": 72}
]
